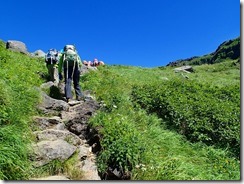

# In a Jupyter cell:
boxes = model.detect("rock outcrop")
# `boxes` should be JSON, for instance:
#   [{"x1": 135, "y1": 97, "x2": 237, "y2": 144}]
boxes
[
  {"x1": 5, "y1": 40, "x2": 45, "y2": 58},
  {"x1": 6, "y1": 40, "x2": 29, "y2": 54},
  {"x1": 173, "y1": 65, "x2": 193, "y2": 73},
  {"x1": 32, "y1": 50, "x2": 45, "y2": 57}
]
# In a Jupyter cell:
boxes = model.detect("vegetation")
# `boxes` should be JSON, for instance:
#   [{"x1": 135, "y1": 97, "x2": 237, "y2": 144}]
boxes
[
  {"x1": 82, "y1": 59, "x2": 240, "y2": 180},
  {"x1": 166, "y1": 37, "x2": 240, "y2": 66},
  {"x1": 0, "y1": 36, "x2": 240, "y2": 180},
  {"x1": 0, "y1": 40, "x2": 46, "y2": 179}
]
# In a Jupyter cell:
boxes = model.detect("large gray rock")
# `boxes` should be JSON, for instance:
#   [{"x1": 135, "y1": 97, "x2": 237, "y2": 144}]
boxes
[
  {"x1": 39, "y1": 91, "x2": 69, "y2": 112},
  {"x1": 32, "y1": 49, "x2": 45, "y2": 58},
  {"x1": 6, "y1": 40, "x2": 28, "y2": 54},
  {"x1": 33, "y1": 116, "x2": 65, "y2": 130},
  {"x1": 174, "y1": 65, "x2": 194, "y2": 73},
  {"x1": 34, "y1": 129, "x2": 83, "y2": 146},
  {"x1": 32, "y1": 139, "x2": 77, "y2": 167}
]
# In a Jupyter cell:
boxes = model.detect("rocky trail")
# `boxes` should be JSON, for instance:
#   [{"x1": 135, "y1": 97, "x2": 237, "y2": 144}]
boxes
[{"x1": 30, "y1": 73, "x2": 102, "y2": 180}]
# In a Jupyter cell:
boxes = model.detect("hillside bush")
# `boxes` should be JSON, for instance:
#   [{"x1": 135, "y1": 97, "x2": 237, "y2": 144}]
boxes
[
  {"x1": 0, "y1": 40, "x2": 46, "y2": 179},
  {"x1": 82, "y1": 64, "x2": 240, "y2": 180},
  {"x1": 131, "y1": 78, "x2": 240, "y2": 158}
]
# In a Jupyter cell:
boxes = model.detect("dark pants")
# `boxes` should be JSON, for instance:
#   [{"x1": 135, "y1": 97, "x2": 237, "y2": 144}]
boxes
[
  {"x1": 64, "y1": 64, "x2": 83, "y2": 99},
  {"x1": 47, "y1": 64, "x2": 59, "y2": 85}
]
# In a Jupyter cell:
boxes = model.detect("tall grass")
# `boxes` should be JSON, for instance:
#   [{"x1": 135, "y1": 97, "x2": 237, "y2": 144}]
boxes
[
  {"x1": 0, "y1": 41, "x2": 46, "y2": 180},
  {"x1": 82, "y1": 62, "x2": 240, "y2": 180}
]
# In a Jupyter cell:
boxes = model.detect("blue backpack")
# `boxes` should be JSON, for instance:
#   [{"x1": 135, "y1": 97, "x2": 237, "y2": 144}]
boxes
[{"x1": 45, "y1": 49, "x2": 58, "y2": 64}]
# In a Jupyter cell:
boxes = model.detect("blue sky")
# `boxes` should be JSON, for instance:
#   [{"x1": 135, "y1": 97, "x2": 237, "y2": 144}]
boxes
[{"x1": 0, "y1": 0, "x2": 240, "y2": 68}]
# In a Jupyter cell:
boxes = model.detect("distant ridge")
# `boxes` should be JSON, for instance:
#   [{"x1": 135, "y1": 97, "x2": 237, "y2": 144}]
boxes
[{"x1": 166, "y1": 36, "x2": 240, "y2": 67}]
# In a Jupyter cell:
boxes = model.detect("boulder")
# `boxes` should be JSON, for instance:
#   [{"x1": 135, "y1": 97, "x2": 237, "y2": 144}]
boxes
[
  {"x1": 34, "y1": 129, "x2": 82, "y2": 146},
  {"x1": 32, "y1": 139, "x2": 77, "y2": 167},
  {"x1": 6, "y1": 40, "x2": 28, "y2": 54},
  {"x1": 39, "y1": 91, "x2": 69, "y2": 112},
  {"x1": 32, "y1": 49, "x2": 45, "y2": 57},
  {"x1": 32, "y1": 116, "x2": 64, "y2": 130},
  {"x1": 174, "y1": 65, "x2": 194, "y2": 73}
]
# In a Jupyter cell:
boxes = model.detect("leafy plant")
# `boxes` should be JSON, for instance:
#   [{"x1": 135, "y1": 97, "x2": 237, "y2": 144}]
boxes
[{"x1": 83, "y1": 61, "x2": 240, "y2": 180}]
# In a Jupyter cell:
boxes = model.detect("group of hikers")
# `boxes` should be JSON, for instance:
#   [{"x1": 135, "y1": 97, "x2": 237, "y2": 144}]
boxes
[
  {"x1": 83, "y1": 59, "x2": 105, "y2": 67},
  {"x1": 44, "y1": 45, "x2": 104, "y2": 103}
]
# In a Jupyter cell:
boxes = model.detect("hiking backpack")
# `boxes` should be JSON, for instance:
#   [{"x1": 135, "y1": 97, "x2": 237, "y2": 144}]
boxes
[
  {"x1": 45, "y1": 49, "x2": 58, "y2": 64},
  {"x1": 63, "y1": 45, "x2": 76, "y2": 52},
  {"x1": 63, "y1": 45, "x2": 79, "y2": 67}
]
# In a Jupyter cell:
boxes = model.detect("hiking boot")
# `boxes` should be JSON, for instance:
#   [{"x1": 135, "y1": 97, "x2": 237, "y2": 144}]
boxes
[
  {"x1": 76, "y1": 96, "x2": 85, "y2": 101},
  {"x1": 66, "y1": 98, "x2": 70, "y2": 103}
]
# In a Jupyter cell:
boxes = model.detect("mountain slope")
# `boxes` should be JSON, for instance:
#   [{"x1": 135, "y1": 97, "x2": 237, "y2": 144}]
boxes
[
  {"x1": 0, "y1": 37, "x2": 240, "y2": 180},
  {"x1": 166, "y1": 37, "x2": 240, "y2": 67},
  {"x1": 81, "y1": 60, "x2": 240, "y2": 180}
]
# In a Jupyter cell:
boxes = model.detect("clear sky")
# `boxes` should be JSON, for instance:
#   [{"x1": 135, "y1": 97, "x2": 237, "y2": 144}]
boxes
[{"x1": 0, "y1": 0, "x2": 240, "y2": 68}]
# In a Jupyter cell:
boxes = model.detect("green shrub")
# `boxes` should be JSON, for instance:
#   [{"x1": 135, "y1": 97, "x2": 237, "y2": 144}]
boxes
[
  {"x1": 83, "y1": 63, "x2": 240, "y2": 180},
  {"x1": 131, "y1": 79, "x2": 240, "y2": 158}
]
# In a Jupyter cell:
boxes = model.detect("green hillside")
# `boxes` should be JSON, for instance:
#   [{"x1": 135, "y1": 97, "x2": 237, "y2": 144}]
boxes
[
  {"x1": 82, "y1": 60, "x2": 240, "y2": 180},
  {"x1": 0, "y1": 37, "x2": 240, "y2": 180},
  {"x1": 0, "y1": 40, "x2": 46, "y2": 179},
  {"x1": 166, "y1": 37, "x2": 240, "y2": 66}
]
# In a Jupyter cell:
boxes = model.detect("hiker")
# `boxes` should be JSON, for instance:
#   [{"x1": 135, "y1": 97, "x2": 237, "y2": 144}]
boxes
[
  {"x1": 45, "y1": 48, "x2": 59, "y2": 85},
  {"x1": 89, "y1": 58, "x2": 105, "y2": 67},
  {"x1": 82, "y1": 60, "x2": 89, "y2": 66},
  {"x1": 87, "y1": 60, "x2": 92, "y2": 66},
  {"x1": 58, "y1": 45, "x2": 84, "y2": 102}
]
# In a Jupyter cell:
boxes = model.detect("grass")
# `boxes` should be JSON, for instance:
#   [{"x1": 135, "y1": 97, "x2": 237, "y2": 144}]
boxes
[
  {"x1": 82, "y1": 61, "x2": 240, "y2": 180},
  {"x1": 0, "y1": 40, "x2": 46, "y2": 180}
]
